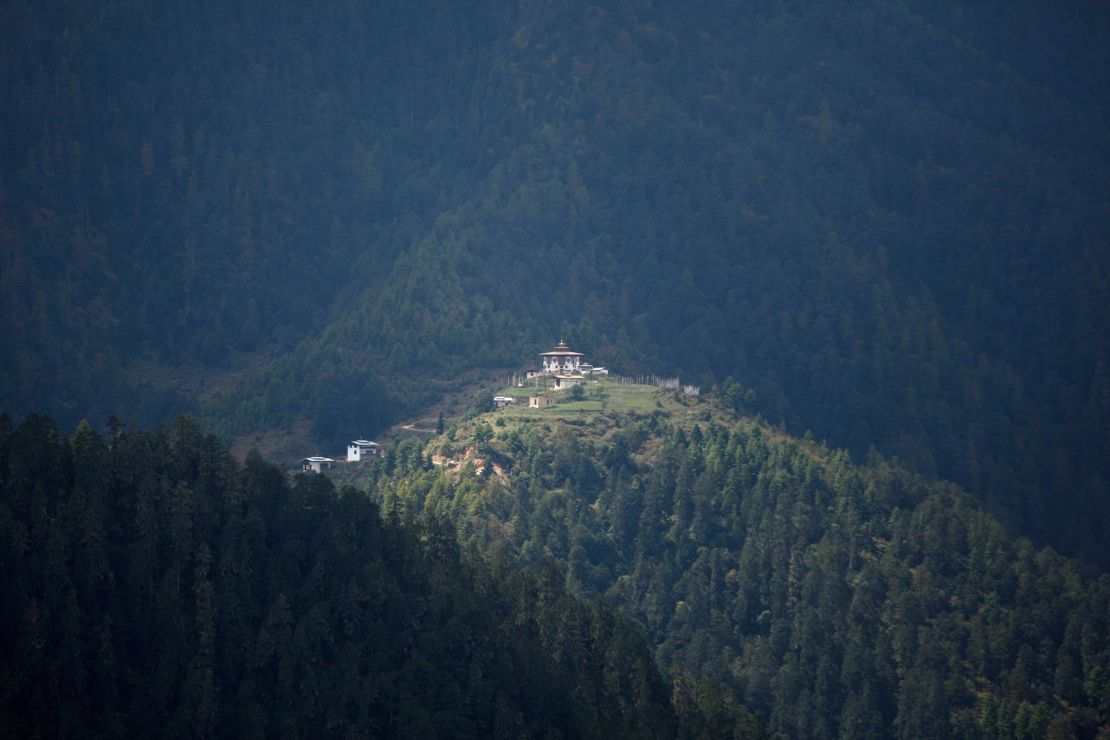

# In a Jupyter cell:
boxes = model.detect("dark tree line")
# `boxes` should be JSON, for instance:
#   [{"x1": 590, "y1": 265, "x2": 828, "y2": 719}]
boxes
[{"x1": 0, "y1": 412, "x2": 749, "y2": 738}]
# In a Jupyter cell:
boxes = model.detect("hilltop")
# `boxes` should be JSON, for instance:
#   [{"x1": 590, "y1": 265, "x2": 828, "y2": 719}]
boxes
[
  {"x1": 367, "y1": 392, "x2": 1110, "y2": 738},
  {"x1": 418, "y1": 378, "x2": 818, "y2": 479}
]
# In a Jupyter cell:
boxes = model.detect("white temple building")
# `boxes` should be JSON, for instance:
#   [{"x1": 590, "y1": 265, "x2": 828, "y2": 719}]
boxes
[
  {"x1": 540, "y1": 340, "x2": 584, "y2": 374},
  {"x1": 523, "y1": 340, "x2": 608, "y2": 401}
]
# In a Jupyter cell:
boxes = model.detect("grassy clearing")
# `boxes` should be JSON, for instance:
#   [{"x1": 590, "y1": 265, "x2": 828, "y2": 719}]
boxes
[
  {"x1": 602, "y1": 385, "x2": 667, "y2": 413},
  {"x1": 490, "y1": 380, "x2": 677, "y2": 421},
  {"x1": 426, "y1": 380, "x2": 740, "y2": 471},
  {"x1": 495, "y1": 386, "x2": 547, "y2": 398},
  {"x1": 552, "y1": 400, "x2": 605, "y2": 413}
]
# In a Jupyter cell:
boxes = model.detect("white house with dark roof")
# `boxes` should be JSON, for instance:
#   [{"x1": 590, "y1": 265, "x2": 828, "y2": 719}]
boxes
[
  {"x1": 347, "y1": 440, "x2": 380, "y2": 462},
  {"x1": 579, "y1": 362, "x2": 609, "y2": 376},
  {"x1": 302, "y1": 456, "x2": 335, "y2": 473},
  {"x1": 493, "y1": 396, "x2": 515, "y2": 409}
]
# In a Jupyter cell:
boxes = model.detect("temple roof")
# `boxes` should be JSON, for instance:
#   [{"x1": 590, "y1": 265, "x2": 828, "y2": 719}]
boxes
[{"x1": 540, "y1": 340, "x2": 584, "y2": 357}]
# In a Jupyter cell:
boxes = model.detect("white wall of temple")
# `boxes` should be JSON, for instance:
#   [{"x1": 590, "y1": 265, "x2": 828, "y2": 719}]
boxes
[{"x1": 542, "y1": 355, "x2": 583, "y2": 373}]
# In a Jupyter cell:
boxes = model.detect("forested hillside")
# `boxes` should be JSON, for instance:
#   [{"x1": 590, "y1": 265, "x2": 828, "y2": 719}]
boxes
[
  {"x1": 2, "y1": 0, "x2": 1109, "y2": 568},
  {"x1": 369, "y1": 394, "x2": 1110, "y2": 738},
  {"x1": 0, "y1": 413, "x2": 758, "y2": 738}
]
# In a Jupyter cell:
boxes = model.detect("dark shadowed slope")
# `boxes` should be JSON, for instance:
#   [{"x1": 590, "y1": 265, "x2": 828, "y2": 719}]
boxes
[
  {"x1": 0, "y1": 413, "x2": 736, "y2": 738},
  {"x1": 3, "y1": 1, "x2": 1109, "y2": 566}
]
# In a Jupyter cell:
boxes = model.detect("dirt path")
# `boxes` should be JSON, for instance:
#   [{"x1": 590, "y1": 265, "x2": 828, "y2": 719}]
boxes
[
  {"x1": 388, "y1": 367, "x2": 512, "y2": 438},
  {"x1": 398, "y1": 421, "x2": 437, "y2": 434}
]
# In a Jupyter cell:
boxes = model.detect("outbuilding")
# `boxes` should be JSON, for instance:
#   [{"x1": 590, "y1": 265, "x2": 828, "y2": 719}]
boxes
[
  {"x1": 302, "y1": 456, "x2": 335, "y2": 473},
  {"x1": 347, "y1": 440, "x2": 381, "y2": 462},
  {"x1": 552, "y1": 375, "x2": 584, "y2": 391}
]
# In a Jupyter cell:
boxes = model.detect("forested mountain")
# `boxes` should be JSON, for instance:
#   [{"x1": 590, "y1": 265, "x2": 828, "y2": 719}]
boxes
[
  {"x1": 6, "y1": 404, "x2": 1107, "y2": 738},
  {"x1": 2, "y1": 0, "x2": 1108, "y2": 567},
  {"x1": 0, "y1": 413, "x2": 755, "y2": 738},
  {"x1": 370, "y1": 393, "x2": 1110, "y2": 738}
]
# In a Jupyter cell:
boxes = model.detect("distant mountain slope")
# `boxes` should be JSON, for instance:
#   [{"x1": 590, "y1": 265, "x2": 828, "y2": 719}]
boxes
[
  {"x1": 1, "y1": 0, "x2": 510, "y2": 421},
  {"x1": 371, "y1": 390, "x2": 1110, "y2": 738},
  {"x1": 3, "y1": 0, "x2": 1109, "y2": 566}
]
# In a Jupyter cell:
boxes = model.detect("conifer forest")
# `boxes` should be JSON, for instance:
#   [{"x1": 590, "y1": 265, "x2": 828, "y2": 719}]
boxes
[{"x1": 2, "y1": 1, "x2": 1108, "y2": 737}]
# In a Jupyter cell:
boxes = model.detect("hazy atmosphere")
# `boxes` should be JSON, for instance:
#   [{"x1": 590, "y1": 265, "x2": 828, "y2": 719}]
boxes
[{"x1": 2, "y1": 1, "x2": 1109, "y2": 737}]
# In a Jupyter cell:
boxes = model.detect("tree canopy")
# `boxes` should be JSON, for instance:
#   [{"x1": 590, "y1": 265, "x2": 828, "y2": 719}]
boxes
[
  {"x1": 0, "y1": 412, "x2": 721, "y2": 738},
  {"x1": 373, "y1": 397, "x2": 1110, "y2": 738},
  {"x1": 2, "y1": 0, "x2": 1108, "y2": 566}
]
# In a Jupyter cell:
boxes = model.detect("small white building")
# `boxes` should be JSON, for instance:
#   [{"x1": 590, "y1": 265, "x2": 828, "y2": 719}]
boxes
[
  {"x1": 552, "y1": 375, "x2": 584, "y2": 391},
  {"x1": 302, "y1": 456, "x2": 335, "y2": 473},
  {"x1": 493, "y1": 396, "x2": 515, "y2": 409},
  {"x1": 347, "y1": 440, "x2": 381, "y2": 462},
  {"x1": 579, "y1": 363, "x2": 609, "y2": 376},
  {"x1": 529, "y1": 395, "x2": 556, "y2": 409}
]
